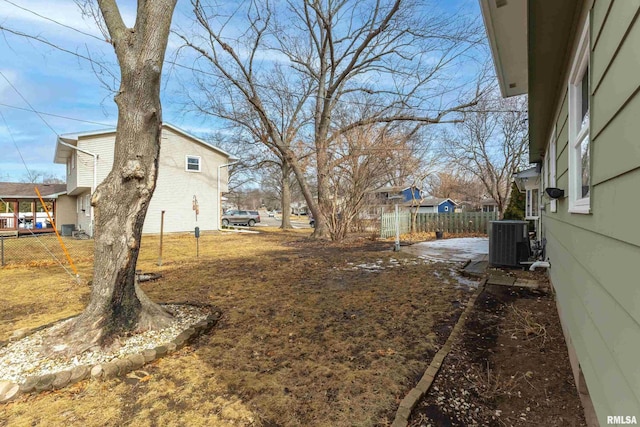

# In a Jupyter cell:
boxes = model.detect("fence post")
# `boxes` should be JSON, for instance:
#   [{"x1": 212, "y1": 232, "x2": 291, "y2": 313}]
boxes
[
  {"x1": 394, "y1": 204, "x2": 400, "y2": 251},
  {"x1": 158, "y1": 210, "x2": 165, "y2": 266},
  {"x1": 1, "y1": 236, "x2": 4, "y2": 267}
]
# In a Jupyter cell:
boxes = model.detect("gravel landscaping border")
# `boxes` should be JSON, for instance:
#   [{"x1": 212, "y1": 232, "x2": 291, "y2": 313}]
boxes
[{"x1": 0, "y1": 303, "x2": 221, "y2": 403}]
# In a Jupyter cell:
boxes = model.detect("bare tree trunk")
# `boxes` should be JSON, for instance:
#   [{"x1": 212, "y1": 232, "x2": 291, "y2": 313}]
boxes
[
  {"x1": 280, "y1": 162, "x2": 292, "y2": 229},
  {"x1": 497, "y1": 183, "x2": 513, "y2": 219},
  {"x1": 45, "y1": 0, "x2": 177, "y2": 356},
  {"x1": 312, "y1": 142, "x2": 331, "y2": 239}
]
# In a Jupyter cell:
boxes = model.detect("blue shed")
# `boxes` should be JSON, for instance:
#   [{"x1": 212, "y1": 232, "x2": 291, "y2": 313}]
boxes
[
  {"x1": 437, "y1": 199, "x2": 457, "y2": 213},
  {"x1": 407, "y1": 197, "x2": 458, "y2": 213}
]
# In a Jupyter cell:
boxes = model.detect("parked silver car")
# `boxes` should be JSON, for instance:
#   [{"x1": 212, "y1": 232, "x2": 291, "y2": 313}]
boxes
[{"x1": 222, "y1": 210, "x2": 261, "y2": 227}]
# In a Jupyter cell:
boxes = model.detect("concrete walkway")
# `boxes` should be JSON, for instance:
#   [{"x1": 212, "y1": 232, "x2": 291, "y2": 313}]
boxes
[{"x1": 461, "y1": 254, "x2": 541, "y2": 289}]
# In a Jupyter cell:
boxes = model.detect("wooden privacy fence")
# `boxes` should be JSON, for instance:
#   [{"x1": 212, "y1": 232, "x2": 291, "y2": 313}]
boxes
[{"x1": 380, "y1": 211, "x2": 498, "y2": 238}]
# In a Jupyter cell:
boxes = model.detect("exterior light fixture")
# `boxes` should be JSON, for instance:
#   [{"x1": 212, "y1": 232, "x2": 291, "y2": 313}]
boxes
[{"x1": 545, "y1": 187, "x2": 565, "y2": 199}]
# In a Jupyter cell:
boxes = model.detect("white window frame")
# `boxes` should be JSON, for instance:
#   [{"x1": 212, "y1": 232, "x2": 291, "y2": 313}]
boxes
[
  {"x1": 185, "y1": 155, "x2": 201, "y2": 172},
  {"x1": 85, "y1": 195, "x2": 91, "y2": 217},
  {"x1": 525, "y1": 188, "x2": 540, "y2": 220},
  {"x1": 567, "y1": 16, "x2": 591, "y2": 214},
  {"x1": 544, "y1": 149, "x2": 549, "y2": 200},
  {"x1": 545, "y1": 127, "x2": 558, "y2": 213}
]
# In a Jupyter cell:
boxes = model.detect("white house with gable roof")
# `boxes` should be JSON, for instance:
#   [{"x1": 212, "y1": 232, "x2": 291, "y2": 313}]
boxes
[{"x1": 53, "y1": 123, "x2": 235, "y2": 235}]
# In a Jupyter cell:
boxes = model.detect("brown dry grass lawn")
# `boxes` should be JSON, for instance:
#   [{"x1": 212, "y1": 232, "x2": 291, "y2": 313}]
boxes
[{"x1": 0, "y1": 228, "x2": 476, "y2": 426}]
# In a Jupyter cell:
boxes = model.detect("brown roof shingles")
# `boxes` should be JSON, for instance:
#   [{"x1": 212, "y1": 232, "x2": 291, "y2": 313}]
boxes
[{"x1": 0, "y1": 182, "x2": 67, "y2": 198}]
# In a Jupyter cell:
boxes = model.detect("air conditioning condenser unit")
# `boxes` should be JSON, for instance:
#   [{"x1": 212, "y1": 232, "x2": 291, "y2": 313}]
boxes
[{"x1": 489, "y1": 220, "x2": 529, "y2": 267}]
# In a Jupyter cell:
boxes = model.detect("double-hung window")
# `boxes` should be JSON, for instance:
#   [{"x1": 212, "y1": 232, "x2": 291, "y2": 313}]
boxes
[
  {"x1": 525, "y1": 188, "x2": 539, "y2": 220},
  {"x1": 568, "y1": 17, "x2": 590, "y2": 214},
  {"x1": 186, "y1": 155, "x2": 201, "y2": 172}
]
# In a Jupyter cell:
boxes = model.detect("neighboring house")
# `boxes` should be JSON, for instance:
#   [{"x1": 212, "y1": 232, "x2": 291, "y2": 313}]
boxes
[
  {"x1": 513, "y1": 166, "x2": 541, "y2": 224},
  {"x1": 406, "y1": 197, "x2": 458, "y2": 214},
  {"x1": 369, "y1": 185, "x2": 423, "y2": 204},
  {"x1": 400, "y1": 186, "x2": 424, "y2": 203},
  {"x1": 480, "y1": 198, "x2": 499, "y2": 213},
  {"x1": 0, "y1": 183, "x2": 74, "y2": 235},
  {"x1": 53, "y1": 123, "x2": 234, "y2": 235},
  {"x1": 363, "y1": 185, "x2": 424, "y2": 217},
  {"x1": 481, "y1": 0, "x2": 640, "y2": 424},
  {"x1": 369, "y1": 186, "x2": 457, "y2": 215}
]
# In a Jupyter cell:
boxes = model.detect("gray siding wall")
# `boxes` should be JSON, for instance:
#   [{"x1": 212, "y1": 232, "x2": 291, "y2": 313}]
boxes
[{"x1": 540, "y1": 1, "x2": 640, "y2": 423}]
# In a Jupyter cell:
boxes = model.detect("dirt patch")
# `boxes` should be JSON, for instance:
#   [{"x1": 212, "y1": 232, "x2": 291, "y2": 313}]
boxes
[{"x1": 409, "y1": 282, "x2": 587, "y2": 426}]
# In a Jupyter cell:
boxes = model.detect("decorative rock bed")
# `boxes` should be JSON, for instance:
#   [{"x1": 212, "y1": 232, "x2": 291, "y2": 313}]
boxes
[{"x1": 0, "y1": 303, "x2": 221, "y2": 403}]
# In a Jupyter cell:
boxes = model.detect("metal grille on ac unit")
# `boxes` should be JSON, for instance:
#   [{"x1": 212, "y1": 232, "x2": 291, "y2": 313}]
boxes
[{"x1": 489, "y1": 220, "x2": 530, "y2": 267}]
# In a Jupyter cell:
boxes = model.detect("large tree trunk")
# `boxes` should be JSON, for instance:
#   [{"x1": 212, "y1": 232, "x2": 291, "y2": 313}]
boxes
[
  {"x1": 278, "y1": 146, "x2": 324, "y2": 238},
  {"x1": 44, "y1": 0, "x2": 178, "y2": 356},
  {"x1": 279, "y1": 162, "x2": 292, "y2": 229},
  {"x1": 310, "y1": 78, "x2": 332, "y2": 240},
  {"x1": 497, "y1": 183, "x2": 513, "y2": 220},
  {"x1": 313, "y1": 144, "x2": 331, "y2": 240}
]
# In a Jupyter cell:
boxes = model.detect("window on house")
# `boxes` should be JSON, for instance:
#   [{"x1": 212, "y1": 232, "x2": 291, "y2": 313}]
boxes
[
  {"x1": 544, "y1": 150, "x2": 549, "y2": 191},
  {"x1": 186, "y1": 155, "x2": 201, "y2": 172},
  {"x1": 85, "y1": 195, "x2": 91, "y2": 217},
  {"x1": 444, "y1": 206, "x2": 449, "y2": 212},
  {"x1": 549, "y1": 129, "x2": 557, "y2": 213},
  {"x1": 526, "y1": 188, "x2": 539, "y2": 219},
  {"x1": 568, "y1": 17, "x2": 590, "y2": 214}
]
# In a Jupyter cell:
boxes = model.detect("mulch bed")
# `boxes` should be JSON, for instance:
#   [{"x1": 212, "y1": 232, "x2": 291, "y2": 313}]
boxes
[{"x1": 408, "y1": 282, "x2": 587, "y2": 427}]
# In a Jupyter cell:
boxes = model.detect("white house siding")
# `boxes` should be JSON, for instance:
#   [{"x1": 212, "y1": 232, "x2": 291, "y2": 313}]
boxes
[
  {"x1": 142, "y1": 126, "x2": 229, "y2": 234},
  {"x1": 53, "y1": 194, "x2": 77, "y2": 231},
  {"x1": 75, "y1": 190, "x2": 92, "y2": 233},
  {"x1": 57, "y1": 124, "x2": 231, "y2": 235},
  {"x1": 66, "y1": 152, "x2": 78, "y2": 194},
  {"x1": 77, "y1": 132, "x2": 118, "y2": 191},
  {"x1": 539, "y1": 1, "x2": 640, "y2": 423}
]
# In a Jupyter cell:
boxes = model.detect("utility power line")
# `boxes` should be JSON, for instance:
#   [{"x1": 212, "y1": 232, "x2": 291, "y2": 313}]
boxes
[
  {"x1": 0, "y1": 70, "x2": 59, "y2": 137},
  {"x1": 1, "y1": 0, "x2": 104, "y2": 41},
  {"x1": 0, "y1": 103, "x2": 113, "y2": 127}
]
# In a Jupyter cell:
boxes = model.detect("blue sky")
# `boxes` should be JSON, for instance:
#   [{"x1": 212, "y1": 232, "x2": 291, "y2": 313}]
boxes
[{"x1": 0, "y1": 0, "x2": 481, "y2": 182}]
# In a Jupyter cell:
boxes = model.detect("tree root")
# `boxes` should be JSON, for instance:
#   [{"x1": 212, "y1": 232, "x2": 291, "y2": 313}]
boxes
[{"x1": 39, "y1": 283, "x2": 173, "y2": 359}]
